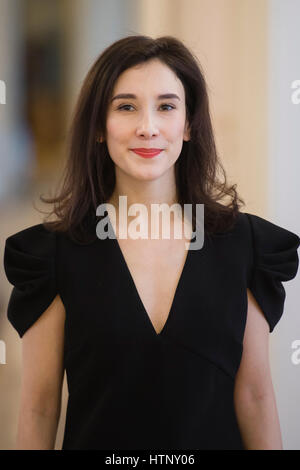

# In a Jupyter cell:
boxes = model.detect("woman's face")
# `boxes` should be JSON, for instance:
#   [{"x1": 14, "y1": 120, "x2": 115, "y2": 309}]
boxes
[{"x1": 104, "y1": 58, "x2": 190, "y2": 182}]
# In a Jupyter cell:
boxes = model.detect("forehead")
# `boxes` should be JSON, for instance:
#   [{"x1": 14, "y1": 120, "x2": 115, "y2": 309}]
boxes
[{"x1": 112, "y1": 59, "x2": 185, "y2": 96}]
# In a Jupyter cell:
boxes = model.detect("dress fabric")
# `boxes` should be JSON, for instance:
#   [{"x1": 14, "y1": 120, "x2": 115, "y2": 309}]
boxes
[{"x1": 3, "y1": 211, "x2": 300, "y2": 450}]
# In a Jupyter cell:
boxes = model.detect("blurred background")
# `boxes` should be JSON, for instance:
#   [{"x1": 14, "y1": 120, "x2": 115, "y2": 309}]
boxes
[{"x1": 0, "y1": 0, "x2": 300, "y2": 450}]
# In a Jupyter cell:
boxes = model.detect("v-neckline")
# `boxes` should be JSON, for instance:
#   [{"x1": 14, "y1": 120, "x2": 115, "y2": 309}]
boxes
[{"x1": 105, "y1": 210, "x2": 194, "y2": 338}]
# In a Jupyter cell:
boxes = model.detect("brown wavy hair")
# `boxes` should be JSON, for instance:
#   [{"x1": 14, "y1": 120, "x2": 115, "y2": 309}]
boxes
[{"x1": 39, "y1": 34, "x2": 245, "y2": 244}]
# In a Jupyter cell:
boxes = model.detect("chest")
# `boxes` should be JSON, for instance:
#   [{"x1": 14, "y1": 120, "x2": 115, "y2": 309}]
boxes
[{"x1": 116, "y1": 236, "x2": 190, "y2": 335}]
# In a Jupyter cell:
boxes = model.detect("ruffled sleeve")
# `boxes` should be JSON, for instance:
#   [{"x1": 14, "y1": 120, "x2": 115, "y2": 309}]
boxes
[
  {"x1": 245, "y1": 213, "x2": 300, "y2": 332},
  {"x1": 3, "y1": 224, "x2": 58, "y2": 338}
]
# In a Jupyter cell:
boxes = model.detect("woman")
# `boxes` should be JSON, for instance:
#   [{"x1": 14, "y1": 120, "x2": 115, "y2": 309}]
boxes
[{"x1": 4, "y1": 35, "x2": 300, "y2": 450}]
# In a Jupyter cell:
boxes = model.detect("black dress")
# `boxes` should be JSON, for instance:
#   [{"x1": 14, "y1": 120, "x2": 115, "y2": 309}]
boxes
[{"x1": 3, "y1": 211, "x2": 300, "y2": 450}]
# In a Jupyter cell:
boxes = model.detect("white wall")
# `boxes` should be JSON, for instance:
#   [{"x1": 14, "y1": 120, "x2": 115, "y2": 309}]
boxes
[{"x1": 268, "y1": 0, "x2": 300, "y2": 450}]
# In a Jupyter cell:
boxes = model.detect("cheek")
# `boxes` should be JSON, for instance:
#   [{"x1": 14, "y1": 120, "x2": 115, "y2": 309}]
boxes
[
  {"x1": 167, "y1": 118, "x2": 186, "y2": 140},
  {"x1": 106, "y1": 118, "x2": 127, "y2": 143},
  {"x1": 166, "y1": 120, "x2": 186, "y2": 159},
  {"x1": 106, "y1": 119, "x2": 130, "y2": 165},
  {"x1": 106, "y1": 125, "x2": 117, "y2": 143}
]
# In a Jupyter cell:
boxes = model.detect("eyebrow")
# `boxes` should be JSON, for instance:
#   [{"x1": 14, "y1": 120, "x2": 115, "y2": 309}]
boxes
[{"x1": 111, "y1": 93, "x2": 181, "y2": 102}]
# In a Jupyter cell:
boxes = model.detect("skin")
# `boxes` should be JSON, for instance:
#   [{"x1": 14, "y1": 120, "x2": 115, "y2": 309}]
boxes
[
  {"x1": 103, "y1": 58, "x2": 190, "y2": 214},
  {"x1": 17, "y1": 59, "x2": 283, "y2": 449},
  {"x1": 234, "y1": 289, "x2": 283, "y2": 449},
  {"x1": 17, "y1": 294, "x2": 65, "y2": 449}
]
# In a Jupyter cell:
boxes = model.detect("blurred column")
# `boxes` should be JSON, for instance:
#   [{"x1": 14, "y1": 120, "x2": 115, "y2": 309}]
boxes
[
  {"x1": 62, "y1": 0, "x2": 139, "y2": 123},
  {"x1": 0, "y1": 0, "x2": 34, "y2": 202}
]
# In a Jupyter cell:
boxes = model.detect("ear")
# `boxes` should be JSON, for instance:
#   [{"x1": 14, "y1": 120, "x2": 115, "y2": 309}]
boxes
[
  {"x1": 96, "y1": 134, "x2": 104, "y2": 143},
  {"x1": 183, "y1": 120, "x2": 191, "y2": 142}
]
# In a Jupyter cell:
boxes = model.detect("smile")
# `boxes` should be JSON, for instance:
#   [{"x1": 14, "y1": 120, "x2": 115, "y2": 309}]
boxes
[{"x1": 130, "y1": 149, "x2": 163, "y2": 158}]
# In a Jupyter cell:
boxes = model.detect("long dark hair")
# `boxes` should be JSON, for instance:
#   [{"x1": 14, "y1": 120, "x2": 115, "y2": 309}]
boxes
[{"x1": 39, "y1": 34, "x2": 245, "y2": 244}]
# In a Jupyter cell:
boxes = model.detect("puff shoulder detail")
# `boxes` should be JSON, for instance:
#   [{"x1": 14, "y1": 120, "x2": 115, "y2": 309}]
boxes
[
  {"x1": 245, "y1": 213, "x2": 300, "y2": 332},
  {"x1": 4, "y1": 224, "x2": 58, "y2": 338}
]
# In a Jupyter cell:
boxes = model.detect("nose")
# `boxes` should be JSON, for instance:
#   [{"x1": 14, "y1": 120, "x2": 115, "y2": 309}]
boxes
[{"x1": 136, "y1": 109, "x2": 159, "y2": 138}]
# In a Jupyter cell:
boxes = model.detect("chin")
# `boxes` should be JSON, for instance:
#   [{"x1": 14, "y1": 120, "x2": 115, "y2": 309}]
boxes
[{"x1": 132, "y1": 168, "x2": 164, "y2": 181}]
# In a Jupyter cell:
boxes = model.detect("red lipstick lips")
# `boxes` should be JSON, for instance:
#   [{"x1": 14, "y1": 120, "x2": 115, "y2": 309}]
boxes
[{"x1": 130, "y1": 148, "x2": 163, "y2": 158}]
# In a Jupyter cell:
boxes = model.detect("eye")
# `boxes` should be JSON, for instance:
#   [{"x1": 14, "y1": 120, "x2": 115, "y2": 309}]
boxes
[
  {"x1": 116, "y1": 103, "x2": 176, "y2": 111},
  {"x1": 117, "y1": 104, "x2": 134, "y2": 111},
  {"x1": 160, "y1": 103, "x2": 175, "y2": 111}
]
